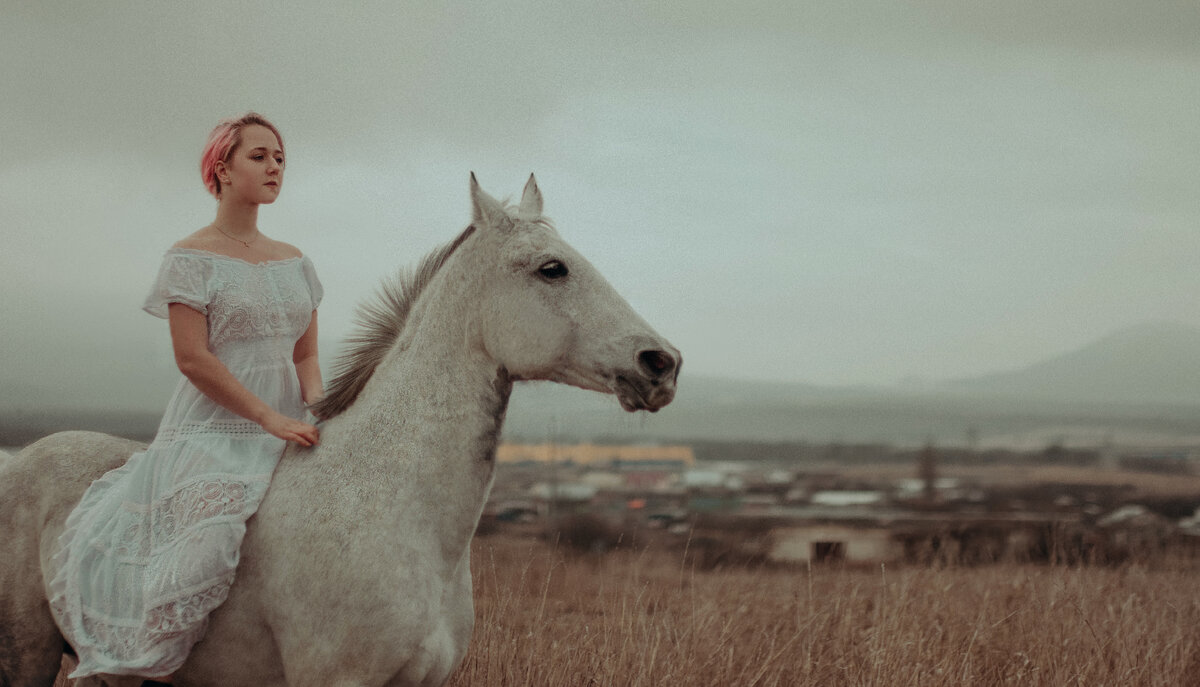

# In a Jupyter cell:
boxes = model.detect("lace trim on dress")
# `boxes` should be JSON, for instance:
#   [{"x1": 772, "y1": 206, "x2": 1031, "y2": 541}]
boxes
[
  {"x1": 144, "y1": 574, "x2": 233, "y2": 634},
  {"x1": 154, "y1": 479, "x2": 254, "y2": 538},
  {"x1": 112, "y1": 478, "x2": 263, "y2": 558},
  {"x1": 152, "y1": 420, "x2": 269, "y2": 444},
  {"x1": 58, "y1": 569, "x2": 232, "y2": 676}
]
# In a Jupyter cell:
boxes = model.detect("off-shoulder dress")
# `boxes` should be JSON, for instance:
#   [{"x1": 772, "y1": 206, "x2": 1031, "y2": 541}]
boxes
[{"x1": 48, "y1": 247, "x2": 323, "y2": 679}]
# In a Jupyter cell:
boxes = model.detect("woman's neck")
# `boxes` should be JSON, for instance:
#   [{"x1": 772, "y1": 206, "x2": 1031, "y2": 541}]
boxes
[{"x1": 213, "y1": 199, "x2": 261, "y2": 238}]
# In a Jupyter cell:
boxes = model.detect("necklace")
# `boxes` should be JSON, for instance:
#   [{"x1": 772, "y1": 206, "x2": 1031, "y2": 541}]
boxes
[{"x1": 215, "y1": 225, "x2": 260, "y2": 248}]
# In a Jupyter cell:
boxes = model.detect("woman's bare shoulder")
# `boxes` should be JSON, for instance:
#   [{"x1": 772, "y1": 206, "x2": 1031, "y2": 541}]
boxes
[
  {"x1": 165, "y1": 227, "x2": 302, "y2": 261},
  {"x1": 266, "y1": 238, "x2": 305, "y2": 259},
  {"x1": 172, "y1": 227, "x2": 222, "y2": 251}
]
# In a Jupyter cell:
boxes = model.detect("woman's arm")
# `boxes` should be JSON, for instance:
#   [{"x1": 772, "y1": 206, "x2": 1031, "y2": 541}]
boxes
[
  {"x1": 293, "y1": 310, "x2": 323, "y2": 405},
  {"x1": 169, "y1": 303, "x2": 319, "y2": 446}
]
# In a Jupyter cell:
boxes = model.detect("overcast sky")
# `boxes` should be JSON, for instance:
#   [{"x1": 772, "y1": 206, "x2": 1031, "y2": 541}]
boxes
[{"x1": 3, "y1": 1, "x2": 1200, "y2": 412}]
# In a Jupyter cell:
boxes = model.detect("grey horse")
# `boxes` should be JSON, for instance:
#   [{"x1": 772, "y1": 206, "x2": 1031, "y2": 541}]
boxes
[{"x1": 0, "y1": 175, "x2": 680, "y2": 686}]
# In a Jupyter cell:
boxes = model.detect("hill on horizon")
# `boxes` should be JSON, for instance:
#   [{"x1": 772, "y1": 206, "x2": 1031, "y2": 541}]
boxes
[
  {"x1": 502, "y1": 321, "x2": 1200, "y2": 445},
  {"x1": 7, "y1": 321, "x2": 1200, "y2": 448},
  {"x1": 940, "y1": 321, "x2": 1200, "y2": 404}
]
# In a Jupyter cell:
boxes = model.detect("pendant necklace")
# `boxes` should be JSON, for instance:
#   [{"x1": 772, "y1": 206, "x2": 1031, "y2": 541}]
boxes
[{"x1": 215, "y1": 225, "x2": 259, "y2": 248}]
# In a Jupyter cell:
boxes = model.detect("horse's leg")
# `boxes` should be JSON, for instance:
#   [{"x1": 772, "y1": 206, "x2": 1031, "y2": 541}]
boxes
[
  {"x1": 1, "y1": 434, "x2": 144, "y2": 687},
  {"x1": 0, "y1": 587, "x2": 63, "y2": 687},
  {"x1": 0, "y1": 471, "x2": 66, "y2": 687}
]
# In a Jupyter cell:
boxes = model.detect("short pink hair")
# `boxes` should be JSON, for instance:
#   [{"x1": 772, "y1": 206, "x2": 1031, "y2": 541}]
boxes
[{"x1": 200, "y1": 112, "x2": 284, "y2": 198}]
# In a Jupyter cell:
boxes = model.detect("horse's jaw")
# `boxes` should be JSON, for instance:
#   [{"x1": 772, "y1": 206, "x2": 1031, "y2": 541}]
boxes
[
  {"x1": 527, "y1": 337, "x2": 681, "y2": 413},
  {"x1": 612, "y1": 372, "x2": 676, "y2": 413}
]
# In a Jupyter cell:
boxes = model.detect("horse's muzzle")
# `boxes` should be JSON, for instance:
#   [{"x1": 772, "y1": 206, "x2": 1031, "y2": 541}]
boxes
[{"x1": 614, "y1": 346, "x2": 681, "y2": 412}]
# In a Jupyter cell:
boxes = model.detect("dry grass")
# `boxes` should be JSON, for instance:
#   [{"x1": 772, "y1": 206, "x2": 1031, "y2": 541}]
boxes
[
  {"x1": 450, "y1": 534, "x2": 1200, "y2": 687},
  {"x1": 52, "y1": 534, "x2": 1200, "y2": 686}
]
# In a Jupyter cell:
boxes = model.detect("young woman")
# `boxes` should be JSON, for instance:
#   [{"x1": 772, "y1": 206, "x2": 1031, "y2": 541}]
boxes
[{"x1": 48, "y1": 113, "x2": 323, "y2": 682}]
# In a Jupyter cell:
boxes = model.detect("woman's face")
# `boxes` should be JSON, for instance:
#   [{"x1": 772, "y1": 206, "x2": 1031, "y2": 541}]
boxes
[{"x1": 219, "y1": 124, "x2": 284, "y2": 204}]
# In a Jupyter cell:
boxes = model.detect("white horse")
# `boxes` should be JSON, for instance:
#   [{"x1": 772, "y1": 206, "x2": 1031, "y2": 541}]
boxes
[{"x1": 0, "y1": 175, "x2": 680, "y2": 687}]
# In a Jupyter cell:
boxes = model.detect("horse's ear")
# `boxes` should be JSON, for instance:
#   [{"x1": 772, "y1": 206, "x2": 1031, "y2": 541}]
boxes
[
  {"x1": 518, "y1": 173, "x2": 543, "y2": 220},
  {"x1": 470, "y1": 172, "x2": 513, "y2": 231}
]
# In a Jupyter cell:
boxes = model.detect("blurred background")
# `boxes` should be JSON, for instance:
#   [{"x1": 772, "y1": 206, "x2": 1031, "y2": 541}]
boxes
[{"x1": 5, "y1": 1, "x2": 1200, "y2": 566}]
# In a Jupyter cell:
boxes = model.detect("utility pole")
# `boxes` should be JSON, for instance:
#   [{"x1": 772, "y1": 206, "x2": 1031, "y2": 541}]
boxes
[
  {"x1": 919, "y1": 440, "x2": 937, "y2": 504},
  {"x1": 546, "y1": 415, "x2": 559, "y2": 536}
]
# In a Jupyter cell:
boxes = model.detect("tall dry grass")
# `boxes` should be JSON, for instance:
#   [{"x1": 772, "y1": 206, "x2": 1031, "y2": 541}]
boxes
[
  {"x1": 450, "y1": 534, "x2": 1200, "y2": 686},
  {"x1": 51, "y1": 534, "x2": 1200, "y2": 686}
]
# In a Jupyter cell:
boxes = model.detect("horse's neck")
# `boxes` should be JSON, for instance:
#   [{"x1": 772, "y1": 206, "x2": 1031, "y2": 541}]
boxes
[{"x1": 327, "y1": 296, "x2": 509, "y2": 563}]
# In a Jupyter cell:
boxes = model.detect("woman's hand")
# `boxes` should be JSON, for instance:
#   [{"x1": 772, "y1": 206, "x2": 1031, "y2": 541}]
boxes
[
  {"x1": 169, "y1": 304, "x2": 321, "y2": 448},
  {"x1": 260, "y1": 411, "x2": 320, "y2": 447}
]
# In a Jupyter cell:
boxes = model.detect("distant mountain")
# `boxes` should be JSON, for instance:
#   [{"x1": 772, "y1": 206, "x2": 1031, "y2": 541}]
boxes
[
  {"x1": 502, "y1": 322, "x2": 1200, "y2": 445},
  {"x1": 943, "y1": 322, "x2": 1200, "y2": 404},
  {"x1": 8, "y1": 322, "x2": 1200, "y2": 448}
]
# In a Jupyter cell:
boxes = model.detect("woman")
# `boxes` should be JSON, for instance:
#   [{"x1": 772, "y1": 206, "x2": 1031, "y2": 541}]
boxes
[{"x1": 48, "y1": 113, "x2": 323, "y2": 682}]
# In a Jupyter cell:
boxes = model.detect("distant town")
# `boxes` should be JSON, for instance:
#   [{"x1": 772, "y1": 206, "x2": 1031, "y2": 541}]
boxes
[
  {"x1": 486, "y1": 439, "x2": 1200, "y2": 568},
  {"x1": 7, "y1": 406, "x2": 1200, "y2": 569}
]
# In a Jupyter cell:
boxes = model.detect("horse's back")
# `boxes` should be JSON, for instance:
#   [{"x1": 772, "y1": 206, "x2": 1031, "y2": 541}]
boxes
[
  {"x1": 0, "y1": 431, "x2": 142, "y2": 687},
  {"x1": 2, "y1": 431, "x2": 142, "y2": 534}
]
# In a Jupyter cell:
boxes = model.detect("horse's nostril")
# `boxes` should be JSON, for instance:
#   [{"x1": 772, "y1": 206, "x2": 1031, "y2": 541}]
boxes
[{"x1": 638, "y1": 349, "x2": 676, "y2": 378}]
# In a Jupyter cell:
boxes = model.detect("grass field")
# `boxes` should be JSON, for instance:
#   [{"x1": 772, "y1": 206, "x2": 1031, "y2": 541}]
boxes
[
  {"x1": 54, "y1": 533, "x2": 1200, "y2": 686},
  {"x1": 450, "y1": 534, "x2": 1200, "y2": 686}
]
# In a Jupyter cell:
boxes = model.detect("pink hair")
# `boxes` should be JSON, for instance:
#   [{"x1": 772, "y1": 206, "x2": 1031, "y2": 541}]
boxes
[{"x1": 200, "y1": 112, "x2": 284, "y2": 198}]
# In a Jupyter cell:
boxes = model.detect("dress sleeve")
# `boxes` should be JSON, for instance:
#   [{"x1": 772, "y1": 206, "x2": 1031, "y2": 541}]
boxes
[
  {"x1": 142, "y1": 251, "x2": 212, "y2": 319},
  {"x1": 300, "y1": 256, "x2": 324, "y2": 310}
]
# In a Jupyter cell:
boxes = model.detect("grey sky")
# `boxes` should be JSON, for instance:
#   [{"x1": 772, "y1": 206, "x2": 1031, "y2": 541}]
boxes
[{"x1": 3, "y1": 1, "x2": 1200, "y2": 412}]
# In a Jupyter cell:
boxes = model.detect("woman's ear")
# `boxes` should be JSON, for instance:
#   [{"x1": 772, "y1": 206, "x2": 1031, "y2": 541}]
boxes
[{"x1": 214, "y1": 160, "x2": 231, "y2": 185}]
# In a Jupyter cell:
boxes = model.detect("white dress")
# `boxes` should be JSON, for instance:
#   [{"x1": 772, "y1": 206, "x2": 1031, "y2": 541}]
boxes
[{"x1": 48, "y1": 247, "x2": 323, "y2": 679}]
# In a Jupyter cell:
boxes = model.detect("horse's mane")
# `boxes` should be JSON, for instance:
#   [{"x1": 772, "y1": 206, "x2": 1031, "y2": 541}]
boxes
[{"x1": 309, "y1": 224, "x2": 478, "y2": 420}]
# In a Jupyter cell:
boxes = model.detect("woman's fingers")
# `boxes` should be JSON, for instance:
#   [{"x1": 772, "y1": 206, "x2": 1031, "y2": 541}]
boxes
[
  {"x1": 292, "y1": 421, "x2": 319, "y2": 447},
  {"x1": 265, "y1": 413, "x2": 320, "y2": 446}
]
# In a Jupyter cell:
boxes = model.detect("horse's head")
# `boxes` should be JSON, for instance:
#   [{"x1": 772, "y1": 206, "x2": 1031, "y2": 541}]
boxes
[
  {"x1": 310, "y1": 175, "x2": 681, "y2": 421},
  {"x1": 461, "y1": 174, "x2": 680, "y2": 412}
]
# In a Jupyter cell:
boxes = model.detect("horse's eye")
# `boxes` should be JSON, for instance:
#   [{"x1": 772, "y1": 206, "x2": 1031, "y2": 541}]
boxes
[{"x1": 538, "y1": 260, "x2": 568, "y2": 280}]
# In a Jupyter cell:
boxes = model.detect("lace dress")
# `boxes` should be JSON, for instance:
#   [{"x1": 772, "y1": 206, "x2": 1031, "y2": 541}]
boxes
[{"x1": 48, "y1": 247, "x2": 323, "y2": 679}]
